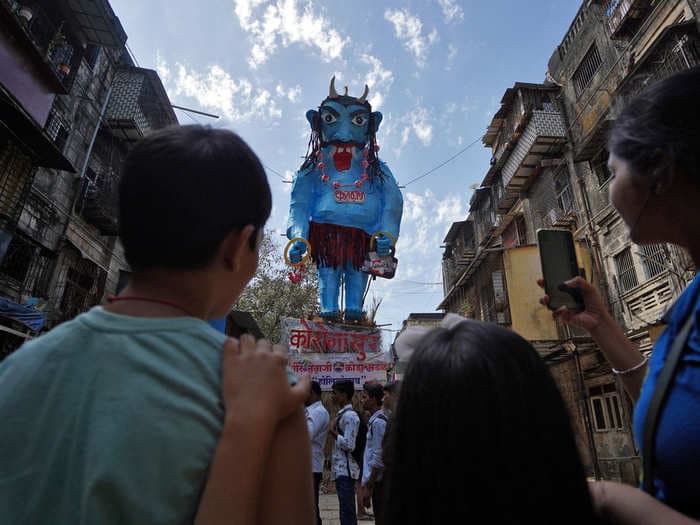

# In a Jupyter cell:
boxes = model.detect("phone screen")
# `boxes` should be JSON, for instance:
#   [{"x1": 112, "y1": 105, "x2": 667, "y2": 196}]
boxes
[{"x1": 537, "y1": 229, "x2": 582, "y2": 311}]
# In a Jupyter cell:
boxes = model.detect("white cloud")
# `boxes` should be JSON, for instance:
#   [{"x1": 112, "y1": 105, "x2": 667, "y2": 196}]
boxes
[
  {"x1": 281, "y1": 169, "x2": 294, "y2": 193},
  {"x1": 409, "y1": 107, "x2": 433, "y2": 146},
  {"x1": 359, "y1": 54, "x2": 393, "y2": 109},
  {"x1": 446, "y1": 43, "x2": 458, "y2": 70},
  {"x1": 384, "y1": 9, "x2": 438, "y2": 67},
  {"x1": 276, "y1": 83, "x2": 303, "y2": 103},
  {"x1": 383, "y1": 106, "x2": 434, "y2": 158},
  {"x1": 399, "y1": 190, "x2": 463, "y2": 257},
  {"x1": 437, "y1": 0, "x2": 464, "y2": 23},
  {"x1": 158, "y1": 59, "x2": 282, "y2": 121},
  {"x1": 155, "y1": 52, "x2": 170, "y2": 84},
  {"x1": 234, "y1": 0, "x2": 348, "y2": 69}
]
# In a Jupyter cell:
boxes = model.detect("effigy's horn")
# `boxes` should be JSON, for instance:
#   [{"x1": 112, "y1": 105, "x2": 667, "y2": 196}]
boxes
[
  {"x1": 329, "y1": 76, "x2": 339, "y2": 98},
  {"x1": 344, "y1": 86, "x2": 348, "y2": 96},
  {"x1": 358, "y1": 84, "x2": 369, "y2": 103}
]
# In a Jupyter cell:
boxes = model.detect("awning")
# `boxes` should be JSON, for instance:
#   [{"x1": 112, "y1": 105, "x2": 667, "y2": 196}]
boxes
[
  {"x1": 0, "y1": 296, "x2": 45, "y2": 332},
  {"x1": 0, "y1": 87, "x2": 75, "y2": 172}
]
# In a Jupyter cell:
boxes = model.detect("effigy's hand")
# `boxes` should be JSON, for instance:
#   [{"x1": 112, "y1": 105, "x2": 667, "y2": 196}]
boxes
[
  {"x1": 375, "y1": 235, "x2": 393, "y2": 256},
  {"x1": 289, "y1": 241, "x2": 307, "y2": 264}
]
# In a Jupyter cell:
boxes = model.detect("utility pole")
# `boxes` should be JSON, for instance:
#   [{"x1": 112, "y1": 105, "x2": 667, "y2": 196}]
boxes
[{"x1": 568, "y1": 340, "x2": 602, "y2": 480}]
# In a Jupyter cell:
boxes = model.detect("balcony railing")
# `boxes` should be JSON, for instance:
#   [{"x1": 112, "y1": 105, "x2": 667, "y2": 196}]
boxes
[
  {"x1": 606, "y1": 0, "x2": 652, "y2": 39},
  {"x1": 2, "y1": 1, "x2": 80, "y2": 92},
  {"x1": 105, "y1": 68, "x2": 178, "y2": 141},
  {"x1": 76, "y1": 170, "x2": 119, "y2": 236},
  {"x1": 494, "y1": 109, "x2": 566, "y2": 212},
  {"x1": 621, "y1": 272, "x2": 675, "y2": 330}
]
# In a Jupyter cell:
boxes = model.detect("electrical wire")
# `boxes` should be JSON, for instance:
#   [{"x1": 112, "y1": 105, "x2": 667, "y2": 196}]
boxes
[{"x1": 401, "y1": 136, "x2": 482, "y2": 187}]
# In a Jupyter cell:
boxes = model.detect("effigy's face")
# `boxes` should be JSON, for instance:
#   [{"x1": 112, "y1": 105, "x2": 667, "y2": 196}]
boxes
[{"x1": 319, "y1": 100, "x2": 370, "y2": 147}]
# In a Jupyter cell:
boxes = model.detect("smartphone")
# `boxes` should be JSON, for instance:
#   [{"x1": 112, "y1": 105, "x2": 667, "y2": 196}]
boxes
[{"x1": 537, "y1": 228, "x2": 584, "y2": 311}]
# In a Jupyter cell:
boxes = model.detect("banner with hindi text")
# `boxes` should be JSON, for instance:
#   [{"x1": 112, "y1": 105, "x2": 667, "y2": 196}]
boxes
[
  {"x1": 281, "y1": 317, "x2": 387, "y2": 390},
  {"x1": 288, "y1": 353, "x2": 391, "y2": 390}
]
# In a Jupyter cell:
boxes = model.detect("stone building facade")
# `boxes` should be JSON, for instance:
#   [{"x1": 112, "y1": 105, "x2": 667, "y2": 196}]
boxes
[
  {"x1": 0, "y1": 0, "x2": 177, "y2": 357},
  {"x1": 439, "y1": 0, "x2": 698, "y2": 484}
]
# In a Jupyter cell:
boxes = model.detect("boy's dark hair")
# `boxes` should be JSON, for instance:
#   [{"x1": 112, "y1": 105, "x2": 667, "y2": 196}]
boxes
[
  {"x1": 310, "y1": 380, "x2": 322, "y2": 397},
  {"x1": 363, "y1": 382, "x2": 384, "y2": 405},
  {"x1": 119, "y1": 125, "x2": 272, "y2": 271},
  {"x1": 332, "y1": 379, "x2": 355, "y2": 399}
]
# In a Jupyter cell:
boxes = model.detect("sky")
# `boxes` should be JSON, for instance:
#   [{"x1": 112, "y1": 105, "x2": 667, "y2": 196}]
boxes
[{"x1": 110, "y1": 0, "x2": 582, "y2": 336}]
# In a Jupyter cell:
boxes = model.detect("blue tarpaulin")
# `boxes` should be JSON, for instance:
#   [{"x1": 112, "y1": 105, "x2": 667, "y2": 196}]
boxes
[
  {"x1": 0, "y1": 296, "x2": 45, "y2": 332},
  {"x1": 208, "y1": 318, "x2": 226, "y2": 334}
]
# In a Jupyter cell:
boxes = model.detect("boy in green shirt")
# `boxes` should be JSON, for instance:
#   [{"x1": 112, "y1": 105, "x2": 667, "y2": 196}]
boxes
[{"x1": 0, "y1": 126, "x2": 313, "y2": 524}]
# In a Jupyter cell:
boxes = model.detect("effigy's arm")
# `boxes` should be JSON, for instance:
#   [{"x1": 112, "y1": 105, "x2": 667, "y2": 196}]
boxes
[
  {"x1": 286, "y1": 166, "x2": 315, "y2": 241},
  {"x1": 378, "y1": 161, "x2": 403, "y2": 242}
]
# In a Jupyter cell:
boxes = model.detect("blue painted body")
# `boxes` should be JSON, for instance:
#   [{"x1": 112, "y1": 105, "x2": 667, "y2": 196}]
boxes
[{"x1": 287, "y1": 95, "x2": 403, "y2": 320}]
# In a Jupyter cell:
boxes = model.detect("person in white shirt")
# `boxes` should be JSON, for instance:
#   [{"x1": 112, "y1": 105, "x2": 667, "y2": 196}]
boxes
[
  {"x1": 329, "y1": 380, "x2": 360, "y2": 525},
  {"x1": 305, "y1": 381, "x2": 330, "y2": 525},
  {"x1": 360, "y1": 383, "x2": 388, "y2": 525}
]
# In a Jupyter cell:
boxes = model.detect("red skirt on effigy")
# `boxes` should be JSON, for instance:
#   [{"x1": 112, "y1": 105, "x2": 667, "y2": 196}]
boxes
[{"x1": 308, "y1": 221, "x2": 370, "y2": 270}]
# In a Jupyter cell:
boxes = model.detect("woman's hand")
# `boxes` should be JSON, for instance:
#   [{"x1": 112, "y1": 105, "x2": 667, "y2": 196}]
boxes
[
  {"x1": 589, "y1": 481, "x2": 699, "y2": 525},
  {"x1": 538, "y1": 276, "x2": 612, "y2": 335}
]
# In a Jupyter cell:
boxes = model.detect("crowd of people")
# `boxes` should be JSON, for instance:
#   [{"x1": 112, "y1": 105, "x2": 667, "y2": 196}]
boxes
[
  {"x1": 304, "y1": 377, "x2": 399, "y2": 525},
  {"x1": 0, "y1": 67, "x2": 698, "y2": 524}
]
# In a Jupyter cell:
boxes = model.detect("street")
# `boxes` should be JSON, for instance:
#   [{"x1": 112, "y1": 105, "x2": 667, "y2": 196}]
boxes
[{"x1": 319, "y1": 494, "x2": 374, "y2": 525}]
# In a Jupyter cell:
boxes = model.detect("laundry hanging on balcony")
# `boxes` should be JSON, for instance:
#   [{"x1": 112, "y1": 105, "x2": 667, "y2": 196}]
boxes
[{"x1": 0, "y1": 296, "x2": 45, "y2": 332}]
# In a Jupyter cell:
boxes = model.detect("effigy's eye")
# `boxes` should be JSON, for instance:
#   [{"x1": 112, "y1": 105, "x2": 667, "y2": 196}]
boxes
[
  {"x1": 352, "y1": 115, "x2": 366, "y2": 126},
  {"x1": 323, "y1": 113, "x2": 337, "y2": 124}
]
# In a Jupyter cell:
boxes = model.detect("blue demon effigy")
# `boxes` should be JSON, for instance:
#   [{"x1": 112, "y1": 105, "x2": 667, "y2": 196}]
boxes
[{"x1": 286, "y1": 77, "x2": 403, "y2": 322}]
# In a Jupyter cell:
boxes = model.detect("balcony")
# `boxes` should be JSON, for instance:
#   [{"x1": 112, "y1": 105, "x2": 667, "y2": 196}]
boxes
[
  {"x1": 105, "y1": 67, "x2": 178, "y2": 141},
  {"x1": 442, "y1": 221, "x2": 477, "y2": 290},
  {"x1": 75, "y1": 166, "x2": 119, "y2": 236},
  {"x1": 617, "y1": 22, "x2": 700, "y2": 100},
  {"x1": 496, "y1": 109, "x2": 566, "y2": 211},
  {"x1": 0, "y1": 1, "x2": 82, "y2": 93},
  {"x1": 606, "y1": 0, "x2": 653, "y2": 39},
  {"x1": 621, "y1": 272, "x2": 676, "y2": 330}
]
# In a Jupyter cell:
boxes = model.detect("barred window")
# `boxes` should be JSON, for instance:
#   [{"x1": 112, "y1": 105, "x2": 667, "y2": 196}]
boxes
[
  {"x1": 591, "y1": 149, "x2": 611, "y2": 186},
  {"x1": 590, "y1": 383, "x2": 624, "y2": 431},
  {"x1": 554, "y1": 169, "x2": 574, "y2": 212},
  {"x1": 614, "y1": 248, "x2": 638, "y2": 292},
  {"x1": 640, "y1": 244, "x2": 667, "y2": 279},
  {"x1": 573, "y1": 44, "x2": 603, "y2": 97},
  {"x1": 515, "y1": 214, "x2": 528, "y2": 245}
]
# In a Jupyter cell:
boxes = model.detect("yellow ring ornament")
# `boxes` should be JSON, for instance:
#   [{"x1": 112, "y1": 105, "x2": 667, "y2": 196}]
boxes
[
  {"x1": 369, "y1": 231, "x2": 396, "y2": 252},
  {"x1": 284, "y1": 237, "x2": 312, "y2": 268}
]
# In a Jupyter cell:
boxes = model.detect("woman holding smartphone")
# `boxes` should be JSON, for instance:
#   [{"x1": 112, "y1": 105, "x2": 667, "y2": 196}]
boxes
[{"x1": 541, "y1": 67, "x2": 700, "y2": 524}]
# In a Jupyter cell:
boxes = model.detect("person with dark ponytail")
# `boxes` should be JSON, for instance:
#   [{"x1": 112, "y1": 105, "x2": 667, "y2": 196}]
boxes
[
  {"x1": 385, "y1": 315, "x2": 599, "y2": 525},
  {"x1": 542, "y1": 67, "x2": 700, "y2": 524}
]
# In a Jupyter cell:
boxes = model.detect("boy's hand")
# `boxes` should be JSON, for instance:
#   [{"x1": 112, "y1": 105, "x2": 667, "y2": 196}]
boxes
[{"x1": 222, "y1": 334, "x2": 310, "y2": 431}]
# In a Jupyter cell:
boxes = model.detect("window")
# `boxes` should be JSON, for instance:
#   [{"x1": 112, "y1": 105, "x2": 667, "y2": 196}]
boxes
[
  {"x1": 614, "y1": 248, "x2": 638, "y2": 292},
  {"x1": 0, "y1": 235, "x2": 35, "y2": 283},
  {"x1": 84, "y1": 44, "x2": 100, "y2": 70},
  {"x1": 60, "y1": 262, "x2": 97, "y2": 320},
  {"x1": 591, "y1": 149, "x2": 611, "y2": 186},
  {"x1": 589, "y1": 383, "x2": 624, "y2": 431},
  {"x1": 573, "y1": 44, "x2": 603, "y2": 97},
  {"x1": 639, "y1": 244, "x2": 667, "y2": 279},
  {"x1": 554, "y1": 168, "x2": 574, "y2": 213},
  {"x1": 515, "y1": 214, "x2": 528, "y2": 245}
]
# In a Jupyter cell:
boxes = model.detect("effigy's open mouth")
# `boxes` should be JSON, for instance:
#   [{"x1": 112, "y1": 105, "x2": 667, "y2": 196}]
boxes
[{"x1": 331, "y1": 144, "x2": 354, "y2": 171}]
